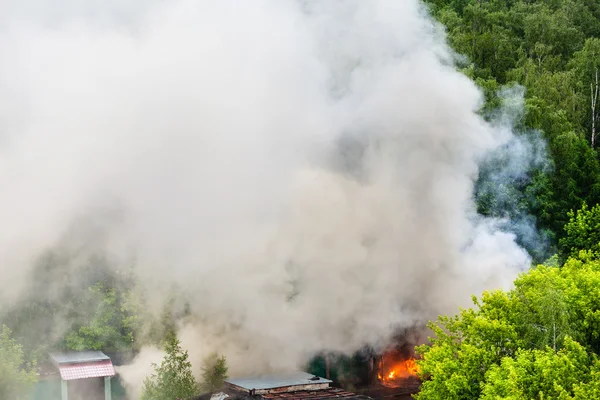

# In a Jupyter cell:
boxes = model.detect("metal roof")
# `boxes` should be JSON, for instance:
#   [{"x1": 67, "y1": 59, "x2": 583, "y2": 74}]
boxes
[
  {"x1": 50, "y1": 351, "x2": 110, "y2": 365},
  {"x1": 191, "y1": 388, "x2": 372, "y2": 400},
  {"x1": 262, "y1": 388, "x2": 372, "y2": 400},
  {"x1": 226, "y1": 372, "x2": 332, "y2": 391},
  {"x1": 57, "y1": 360, "x2": 116, "y2": 380}
]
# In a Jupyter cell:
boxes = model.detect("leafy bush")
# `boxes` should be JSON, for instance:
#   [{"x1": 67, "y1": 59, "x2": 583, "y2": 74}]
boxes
[
  {"x1": 0, "y1": 325, "x2": 37, "y2": 400},
  {"x1": 140, "y1": 333, "x2": 199, "y2": 400}
]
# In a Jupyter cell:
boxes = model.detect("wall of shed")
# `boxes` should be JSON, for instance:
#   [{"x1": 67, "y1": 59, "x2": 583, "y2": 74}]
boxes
[
  {"x1": 30, "y1": 375, "x2": 127, "y2": 400},
  {"x1": 30, "y1": 378, "x2": 62, "y2": 400}
]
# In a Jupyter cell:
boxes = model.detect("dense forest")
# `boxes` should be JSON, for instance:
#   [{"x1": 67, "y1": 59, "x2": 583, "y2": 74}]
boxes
[
  {"x1": 415, "y1": 0, "x2": 600, "y2": 398},
  {"x1": 426, "y1": 0, "x2": 600, "y2": 260},
  {"x1": 4, "y1": 0, "x2": 600, "y2": 399}
]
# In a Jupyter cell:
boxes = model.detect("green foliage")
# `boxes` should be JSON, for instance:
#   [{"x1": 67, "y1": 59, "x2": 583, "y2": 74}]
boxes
[
  {"x1": 0, "y1": 325, "x2": 37, "y2": 400},
  {"x1": 199, "y1": 352, "x2": 229, "y2": 393},
  {"x1": 0, "y1": 253, "x2": 148, "y2": 360},
  {"x1": 415, "y1": 291, "x2": 523, "y2": 400},
  {"x1": 512, "y1": 265, "x2": 571, "y2": 351},
  {"x1": 560, "y1": 202, "x2": 600, "y2": 259},
  {"x1": 480, "y1": 337, "x2": 592, "y2": 399},
  {"x1": 416, "y1": 256, "x2": 600, "y2": 399},
  {"x1": 572, "y1": 366, "x2": 600, "y2": 399},
  {"x1": 64, "y1": 282, "x2": 134, "y2": 351},
  {"x1": 140, "y1": 332, "x2": 199, "y2": 400},
  {"x1": 426, "y1": 0, "x2": 600, "y2": 251}
]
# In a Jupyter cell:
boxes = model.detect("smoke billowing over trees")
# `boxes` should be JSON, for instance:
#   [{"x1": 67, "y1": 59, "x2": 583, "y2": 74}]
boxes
[{"x1": 1, "y1": 0, "x2": 600, "y2": 399}]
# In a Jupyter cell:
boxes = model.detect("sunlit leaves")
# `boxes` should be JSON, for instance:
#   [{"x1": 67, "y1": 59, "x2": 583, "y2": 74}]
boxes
[{"x1": 416, "y1": 257, "x2": 600, "y2": 400}]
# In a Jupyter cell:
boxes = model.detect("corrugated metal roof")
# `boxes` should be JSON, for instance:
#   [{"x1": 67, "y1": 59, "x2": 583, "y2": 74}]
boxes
[
  {"x1": 50, "y1": 351, "x2": 110, "y2": 365},
  {"x1": 226, "y1": 372, "x2": 332, "y2": 391},
  {"x1": 190, "y1": 388, "x2": 372, "y2": 400},
  {"x1": 262, "y1": 388, "x2": 371, "y2": 400}
]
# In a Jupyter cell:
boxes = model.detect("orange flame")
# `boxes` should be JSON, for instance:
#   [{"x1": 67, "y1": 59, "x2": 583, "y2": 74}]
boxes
[
  {"x1": 381, "y1": 358, "x2": 419, "y2": 382},
  {"x1": 404, "y1": 358, "x2": 419, "y2": 375}
]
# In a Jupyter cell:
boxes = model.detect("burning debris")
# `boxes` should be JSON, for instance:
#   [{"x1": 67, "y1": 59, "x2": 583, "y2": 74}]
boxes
[
  {"x1": 378, "y1": 357, "x2": 418, "y2": 383},
  {"x1": 377, "y1": 353, "x2": 420, "y2": 390},
  {"x1": 370, "y1": 328, "x2": 422, "y2": 391}
]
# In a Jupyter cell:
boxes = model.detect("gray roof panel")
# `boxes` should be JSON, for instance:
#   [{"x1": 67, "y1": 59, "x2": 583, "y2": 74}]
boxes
[
  {"x1": 50, "y1": 351, "x2": 110, "y2": 365},
  {"x1": 226, "y1": 371, "x2": 332, "y2": 391}
]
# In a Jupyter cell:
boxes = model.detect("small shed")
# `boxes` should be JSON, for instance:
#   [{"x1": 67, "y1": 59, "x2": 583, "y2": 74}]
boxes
[
  {"x1": 50, "y1": 351, "x2": 116, "y2": 400},
  {"x1": 225, "y1": 372, "x2": 332, "y2": 395},
  {"x1": 218, "y1": 372, "x2": 371, "y2": 400}
]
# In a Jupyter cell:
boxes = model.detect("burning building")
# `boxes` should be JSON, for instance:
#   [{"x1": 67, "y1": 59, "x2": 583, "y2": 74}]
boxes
[
  {"x1": 193, "y1": 372, "x2": 371, "y2": 400},
  {"x1": 306, "y1": 329, "x2": 423, "y2": 397},
  {"x1": 375, "y1": 329, "x2": 422, "y2": 391},
  {"x1": 303, "y1": 352, "x2": 420, "y2": 399},
  {"x1": 375, "y1": 350, "x2": 420, "y2": 393},
  {"x1": 195, "y1": 362, "x2": 419, "y2": 400}
]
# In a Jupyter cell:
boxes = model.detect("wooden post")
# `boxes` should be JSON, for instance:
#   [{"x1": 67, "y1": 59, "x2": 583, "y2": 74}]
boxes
[
  {"x1": 325, "y1": 354, "x2": 331, "y2": 380},
  {"x1": 105, "y1": 376, "x2": 112, "y2": 400},
  {"x1": 61, "y1": 379, "x2": 68, "y2": 400}
]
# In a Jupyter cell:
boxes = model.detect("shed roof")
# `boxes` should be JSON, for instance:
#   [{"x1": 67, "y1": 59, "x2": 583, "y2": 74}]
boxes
[
  {"x1": 57, "y1": 360, "x2": 116, "y2": 380},
  {"x1": 50, "y1": 351, "x2": 110, "y2": 365},
  {"x1": 226, "y1": 372, "x2": 332, "y2": 391},
  {"x1": 49, "y1": 351, "x2": 115, "y2": 381}
]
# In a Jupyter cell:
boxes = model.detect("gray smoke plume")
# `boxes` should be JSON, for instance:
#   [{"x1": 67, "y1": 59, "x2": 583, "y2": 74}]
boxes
[
  {"x1": 0, "y1": 0, "x2": 534, "y2": 393},
  {"x1": 476, "y1": 86, "x2": 551, "y2": 261}
]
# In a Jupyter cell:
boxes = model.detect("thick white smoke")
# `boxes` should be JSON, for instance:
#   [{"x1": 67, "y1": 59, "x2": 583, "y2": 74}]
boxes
[{"x1": 1, "y1": 0, "x2": 533, "y2": 389}]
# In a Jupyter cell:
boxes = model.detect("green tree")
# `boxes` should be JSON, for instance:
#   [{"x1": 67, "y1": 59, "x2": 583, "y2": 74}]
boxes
[
  {"x1": 480, "y1": 337, "x2": 592, "y2": 399},
  {"x1": 200, "y1": 352, "x2": 229, "y2": 393},
  {"x1": 512, "y1": 265, "x2": 571, "y2": 351},
  {"x1": 140, "y1": 332, "x2": 199, "y2": 400},
  {"x1": 415, "y1": 291, "x2": 523, "y2": 400},
  {"x1": 0, "y1": 325, "x2": 37, "y2": 400},
  {"x1": 416, "y1": 255, "x2": 600, "y2": 399},
  {"x1": 560, "y1": 202, "x2": 600, "y2": 259},
  {"x1": 557, "y1": 256, "x2": 600, "y2": 355},
  {"x1": 569, "y1": 37, "x2": 600, "y2": 146},
  {"x1": 64, "y1": 282, "x2": 133, "y2": 351},
  {"x1": 572, "y1": 365, "x2": 600, "y2": 399},
  {"x1": 424, "y1": 0, "x2": 600, "y2": 256},
  {"x1": 548, "y1": 133, "x2": 600, "y2": 239}
]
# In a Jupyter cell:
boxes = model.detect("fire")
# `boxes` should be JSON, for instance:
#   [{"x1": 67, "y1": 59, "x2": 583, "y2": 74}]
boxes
[
  {"x1": 380, "y1": 357, "x2": 419, "y2": 384},
  {"x1": 405, "y1": 358, "x2": 419, "y2": 375}
]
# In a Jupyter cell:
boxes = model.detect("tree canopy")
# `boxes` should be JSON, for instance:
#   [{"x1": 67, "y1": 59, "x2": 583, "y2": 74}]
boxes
[
  {"x1": 416, "y1": 255, "x2": 600, "y2": 399},
  {"x1": 0, "y1": 325, "x2": 37, "y2": 400},
  {"x1": 424, "y1": 0, "x2": 600, "y2": 259},
  {"x1": 140, "y1": 332, "x2": 199, "y2": 400},
  {"x1": 199, "y1": 352, "x2": 229, "y2": 394},
  {"x1": 559, "y1": 202, "x2": 600, "y2": 259}
]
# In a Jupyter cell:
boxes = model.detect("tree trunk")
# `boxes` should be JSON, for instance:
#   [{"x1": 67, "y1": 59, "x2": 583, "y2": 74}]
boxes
[
  {"x1": 591, "y1": 69, "x2": 599, "y2": 148},
  {"x1": 553, "y1": 315, "x2": 556, "y2": 353}
]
